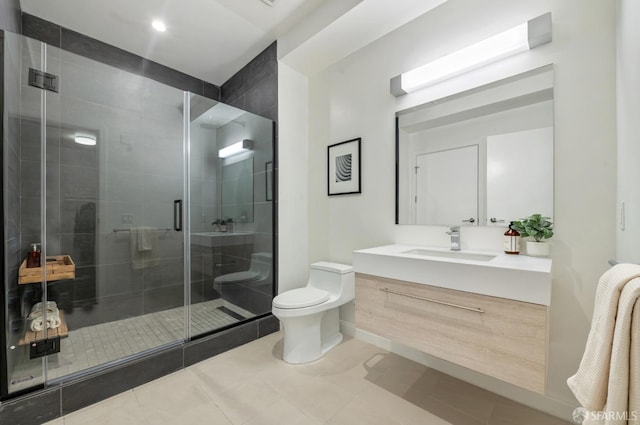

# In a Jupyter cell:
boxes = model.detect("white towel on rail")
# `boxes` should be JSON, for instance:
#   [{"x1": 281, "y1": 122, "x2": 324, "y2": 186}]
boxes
[
  {"x1": 567, "y1": 263, "x2": 640, "y2": 417},
  {"x1": 130, "y1": 226, "x2": 160, "y2": 270},
  {"x1": 137, "y1": 226, "x2": 155, "y2": 251}
]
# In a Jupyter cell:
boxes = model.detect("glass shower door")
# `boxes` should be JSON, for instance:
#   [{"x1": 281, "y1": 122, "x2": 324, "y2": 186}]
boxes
[
  {"x1": 3, "y1": 32, "x2": 50, "y2": 395},
  {"x1": 188, "y1": 94, "x2": 274, "y2": 338},
  {"x1": 3, "y1": 32, "x2": 189, "y2": 394},
  {"x1": 45, "y1": 47, "x2": 188, "y2": 381}
]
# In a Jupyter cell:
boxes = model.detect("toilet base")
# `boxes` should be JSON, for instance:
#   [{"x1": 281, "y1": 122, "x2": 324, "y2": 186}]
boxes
[{"x1": 279, "y1": 308, "x2": 343, "y2": 364}]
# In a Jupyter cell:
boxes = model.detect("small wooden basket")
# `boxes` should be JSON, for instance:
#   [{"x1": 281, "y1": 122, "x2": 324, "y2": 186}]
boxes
[{"x1": 18, "y1": 255, "x2": 75, "y2": 284}]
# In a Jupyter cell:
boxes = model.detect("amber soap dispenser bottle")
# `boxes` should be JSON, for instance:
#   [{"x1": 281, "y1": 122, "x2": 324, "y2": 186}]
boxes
[
  {"x1": 26, "y1": 243, "x2": 41, "y2": 268},
  {"x1": 504, "y1": 222, "x2": 520, "y2": 255}
]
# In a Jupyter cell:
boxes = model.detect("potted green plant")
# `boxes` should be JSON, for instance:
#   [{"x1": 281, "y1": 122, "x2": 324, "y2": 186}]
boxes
[{"x1": 511, "y1": 214, "x2": 553, "y2": 257}]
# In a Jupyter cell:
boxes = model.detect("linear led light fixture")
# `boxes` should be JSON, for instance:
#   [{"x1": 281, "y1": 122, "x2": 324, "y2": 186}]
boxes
[
  {"x1": 218, "y1": 139, "x2": 254, "y2": 158},
  {"x1": 74, "y1": 135, "x2": 96, "y2": 146},
  {"x1": 391, "y1": 12, "x2": 552, "y2": 97}
]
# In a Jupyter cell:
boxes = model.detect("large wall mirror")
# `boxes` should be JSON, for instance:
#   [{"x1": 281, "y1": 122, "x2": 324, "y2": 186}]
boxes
[{"x1": 396, "y1": 65, "x2": 554, "y2": 226}]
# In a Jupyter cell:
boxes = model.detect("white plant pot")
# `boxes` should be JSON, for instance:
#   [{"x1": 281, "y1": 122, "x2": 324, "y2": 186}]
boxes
[{"x1": 526, "y1": 241, "x2": 550, "y2": 257}]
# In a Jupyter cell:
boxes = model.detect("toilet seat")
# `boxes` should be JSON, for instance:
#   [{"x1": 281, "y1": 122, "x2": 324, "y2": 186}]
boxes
[
  {"x1": 273, "y1": 288, "x2": 330, "y2": 309},
  {"x1": 215, "y1": 271, "x2": 261, "y2": 284}
]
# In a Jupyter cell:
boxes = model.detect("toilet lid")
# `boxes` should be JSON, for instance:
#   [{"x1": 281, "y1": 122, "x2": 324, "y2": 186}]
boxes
[{"x1": 273, "y1": 288, "x2": 330, "y2": 309}]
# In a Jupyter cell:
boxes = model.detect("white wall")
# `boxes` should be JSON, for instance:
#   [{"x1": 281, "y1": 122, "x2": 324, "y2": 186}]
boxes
[
  {"x1": 277, "y1": 63, "x2": 311, "y2": 293},
  {"x1": 616, "y1": 0, "x2": 640, "y2": 263},
  {"x1": 298, "y1": 0, "x2": 616, "y2": 420}
]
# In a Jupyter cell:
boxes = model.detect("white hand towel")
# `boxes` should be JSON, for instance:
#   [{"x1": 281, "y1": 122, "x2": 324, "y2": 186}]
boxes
[
  {"x1": 137, "y1": 227, "x2": 156, "y2": 252},
  {"x1": 28, "y1": 301, "x2": 58, "y2": 319},
  {"x1": 130, "y1": 227, "x2": 160, "y2": 270},
  {"x1": 29, "y1": 315, "x2": 61, "y2": 332},
  {"x1": 567, "y1": 264, "x2": 640, "y2": 412},
  {"x1": 28, "y1": 301, "x2": 59, "y2": 320},
  {"x1": 28, "y1": 301, "x2": 61, "y2": 331}
]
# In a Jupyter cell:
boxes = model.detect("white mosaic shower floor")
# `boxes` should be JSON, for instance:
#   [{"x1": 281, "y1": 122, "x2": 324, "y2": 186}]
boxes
[{"x1": 9, "y1": 299, "x2": 254, "y2": 393}]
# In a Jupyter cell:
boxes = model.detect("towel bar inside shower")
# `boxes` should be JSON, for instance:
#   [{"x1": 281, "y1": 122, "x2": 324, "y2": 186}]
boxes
[{"x1": 113, "y1": 228, "x2": 173, "y2": 233}]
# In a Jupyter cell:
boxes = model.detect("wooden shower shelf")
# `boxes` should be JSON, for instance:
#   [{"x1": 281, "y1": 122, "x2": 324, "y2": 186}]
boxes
[
  {"x1": 18, "y1": 255, "x2": 75, "y2": 284},
  {"x1": 18, "y1": 311, "x2": 69, "y2": 345}
]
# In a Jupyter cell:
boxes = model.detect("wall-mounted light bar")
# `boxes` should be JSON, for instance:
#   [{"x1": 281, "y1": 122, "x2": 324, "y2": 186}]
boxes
[
  {"x1": 218, "y1": 139, "x2": 254, "y2": 158},
  {"x1": 391, "y1": 12, "x2": 552, "y2": 97},
  {"x1": 74, "y1": 135, "x2": 96, "y2": 146}
]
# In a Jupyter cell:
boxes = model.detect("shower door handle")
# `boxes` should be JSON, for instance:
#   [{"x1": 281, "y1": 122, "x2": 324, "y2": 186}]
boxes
[{"x1": 174, "y1": 200, "x2": 183, "y2": 232}]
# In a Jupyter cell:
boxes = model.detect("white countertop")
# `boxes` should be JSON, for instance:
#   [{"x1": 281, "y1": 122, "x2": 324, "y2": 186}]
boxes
[
  {"x1": 353, "y1": 244, "x2": 552, "y2": 305},
  {"x1": 190, "y1": 232, "x2": 254, "y2": 248}
]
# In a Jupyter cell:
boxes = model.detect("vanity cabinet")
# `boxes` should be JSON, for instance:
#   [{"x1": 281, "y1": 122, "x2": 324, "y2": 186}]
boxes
[{"x1": 355, "y1": 273, "x2": 547, "y2": 393}]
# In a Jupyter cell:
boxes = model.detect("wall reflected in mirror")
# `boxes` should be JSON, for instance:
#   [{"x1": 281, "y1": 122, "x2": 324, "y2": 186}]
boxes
[
  {"x1": 222, "y1": 156, "x2": 254, "y2": 223},
  {"x1": 396, "y1": 65, "x2": 554, "y2": 226}
]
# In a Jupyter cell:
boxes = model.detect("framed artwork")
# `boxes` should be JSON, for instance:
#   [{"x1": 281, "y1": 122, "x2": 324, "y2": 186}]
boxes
[
  {"x1": 327, "y1": 138, "x2": 361, "y2": 196},
  {"x1": 265, "y1": 161, "x2": 273, "y2": 201}
]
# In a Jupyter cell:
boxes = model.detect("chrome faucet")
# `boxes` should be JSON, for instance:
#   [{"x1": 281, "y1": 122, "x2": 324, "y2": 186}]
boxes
[{"x1": 446, "y1": 226, "x2": 461, "y2": 251}]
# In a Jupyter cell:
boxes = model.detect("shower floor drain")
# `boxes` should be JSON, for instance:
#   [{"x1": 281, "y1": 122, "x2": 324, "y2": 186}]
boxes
[
  {"x1": 11, "y1": 375, "x2": 34, "y2": 385},
  {"x1": 217, "y1": 306, "x2": 246, "y2": 321}
]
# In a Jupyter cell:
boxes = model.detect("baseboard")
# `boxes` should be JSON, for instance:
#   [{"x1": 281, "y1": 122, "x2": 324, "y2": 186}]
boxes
[{"x1": 340, "y1": 320, "x2": 576, "y2": 422}]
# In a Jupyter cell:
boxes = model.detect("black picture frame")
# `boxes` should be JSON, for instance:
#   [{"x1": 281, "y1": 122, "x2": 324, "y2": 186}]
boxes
[{"x1": 327, "y1": 138, "x2": 361, "y2": 196}]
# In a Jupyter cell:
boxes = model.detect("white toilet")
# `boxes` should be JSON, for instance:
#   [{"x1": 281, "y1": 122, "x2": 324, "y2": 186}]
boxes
[
  {"x1": 272, "y1": 262, "x2": 354, "y2": 364},
  {"x1": 213, "y1": 252, "x2": 272, "y2": 289},
  {"x1": 213, "y1": 252, "x2": 273, "y2": 314}
]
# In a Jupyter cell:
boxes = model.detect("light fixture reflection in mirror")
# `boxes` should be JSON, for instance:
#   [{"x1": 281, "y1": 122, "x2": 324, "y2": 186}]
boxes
[
  {"x1": 218, "y1": 139, "x2": 254, "y2": 158},
  {"x1": 395, "y1": 65, "x2": 554, "y2": 227},
  {"x1": 74, "y1": 135, "x2": 96, "y2": 146}
]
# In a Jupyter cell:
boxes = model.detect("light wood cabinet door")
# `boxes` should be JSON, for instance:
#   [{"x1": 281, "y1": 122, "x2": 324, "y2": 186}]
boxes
[{"x1": 355, "y1": 273, "x2": 547, "y2": 394}]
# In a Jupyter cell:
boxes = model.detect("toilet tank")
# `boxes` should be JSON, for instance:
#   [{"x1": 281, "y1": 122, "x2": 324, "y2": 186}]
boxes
[{"x1": 308, "y1": 262, "x2": 354, "y2": 296}]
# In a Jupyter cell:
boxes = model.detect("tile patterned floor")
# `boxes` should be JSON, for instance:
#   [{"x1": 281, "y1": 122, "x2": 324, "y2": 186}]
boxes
[
  {"x1": 9, "y1": 299, "x2": 253, "y2": 392},
  {"x1": 42, "y1": 332, "x2": 571, "y2": 425}
]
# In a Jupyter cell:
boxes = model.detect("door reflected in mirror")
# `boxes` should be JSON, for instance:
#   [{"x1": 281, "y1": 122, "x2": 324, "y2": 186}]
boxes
[{"x1": 396, "y1": 65, "x2": 554, "y2": 226}]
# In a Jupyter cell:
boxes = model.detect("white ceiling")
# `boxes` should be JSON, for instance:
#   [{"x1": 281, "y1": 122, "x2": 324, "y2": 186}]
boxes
[
  {"x1": 19, "y1": 0, "x2": 447, "y2": 86},
  {"x1": 19, "y1": 0, "x2": 325, "y2": 85}
]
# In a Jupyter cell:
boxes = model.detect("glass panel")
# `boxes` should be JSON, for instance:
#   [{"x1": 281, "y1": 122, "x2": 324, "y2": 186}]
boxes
[
  {"x1": 4, "y1": 32, "x2": 46, "y2": 394},
  {"x1": 189, "y1": 96, "x2": 274, "y2": 337},
  {"x1": 10, "y1": 42, "x2": 186, "y2": 383}
]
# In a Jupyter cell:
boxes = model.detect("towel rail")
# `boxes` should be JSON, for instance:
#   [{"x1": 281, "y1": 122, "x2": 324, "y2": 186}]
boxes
[
  {"x1": 113, "y1": 228, "x2": 172, "y2": 233},
  {"x1": 380, "y1": 287, "x2": 485, "y2": 314}
]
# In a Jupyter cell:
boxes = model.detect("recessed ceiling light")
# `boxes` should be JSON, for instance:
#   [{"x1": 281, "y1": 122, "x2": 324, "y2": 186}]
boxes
[
  {"x1": 75, "y1": 136, "x2": 96, "y2": 146},
  {"x1": 152, "y1": 20, "x2": 167, "y2": 32}
]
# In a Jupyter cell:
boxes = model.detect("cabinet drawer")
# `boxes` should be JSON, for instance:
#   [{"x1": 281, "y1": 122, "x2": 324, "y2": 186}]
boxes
[{"x1": 355, "y1": 273, "x2": 547, "y2": 394}]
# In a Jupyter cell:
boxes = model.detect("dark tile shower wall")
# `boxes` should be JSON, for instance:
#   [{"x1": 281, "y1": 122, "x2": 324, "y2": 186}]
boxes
[{"x1": 222, "y1": 42, "x2": 278, "y2": 122}]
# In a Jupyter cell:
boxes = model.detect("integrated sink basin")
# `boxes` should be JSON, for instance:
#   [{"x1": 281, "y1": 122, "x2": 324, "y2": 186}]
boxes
[
  {"x1": 190, "y1": 231, "x2": 254, "y2": 248},
  {"x1": 353, "y1": 244, "x2": 552, "y2": 305},
  {"x1": 401, "y1": 248, "x2": 496, "y2": 262}
]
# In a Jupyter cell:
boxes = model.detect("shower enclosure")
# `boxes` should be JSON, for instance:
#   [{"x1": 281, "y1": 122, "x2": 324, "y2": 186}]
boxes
[{"x1": 1, "y1": 31, "x2": 275, "y2": 397}]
